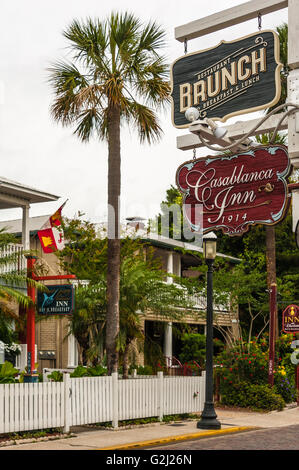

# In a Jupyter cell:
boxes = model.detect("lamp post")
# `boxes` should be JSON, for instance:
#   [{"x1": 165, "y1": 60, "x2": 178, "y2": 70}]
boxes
[{"x1": 197, "y1": 232, "x2": 221, "y2": 430}]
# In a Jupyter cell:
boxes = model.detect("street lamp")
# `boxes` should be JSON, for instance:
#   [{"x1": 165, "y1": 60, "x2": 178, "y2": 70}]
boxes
[{"x1": 197, "y1": 232, "x2": 221, "y2": 430}]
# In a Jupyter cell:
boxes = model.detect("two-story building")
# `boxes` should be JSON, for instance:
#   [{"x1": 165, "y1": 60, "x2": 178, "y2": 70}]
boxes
[{"x1": 0, "y1": 177, "x2": 241, "y2": 373}]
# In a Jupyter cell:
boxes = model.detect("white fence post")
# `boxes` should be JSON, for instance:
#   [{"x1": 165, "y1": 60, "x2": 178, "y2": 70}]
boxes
[
  {"x1": 157, "y1": 371, "x2": 164, "y2": 421},
  {"x1": 200, "y1": 371, "x2": 206, "y2": 411},
  {"x1": 63, "y1": 373, "x2": 71, "y2": 433},
  {"x1": 112, "y1": 372, "x2": 118, "y2": 429}
]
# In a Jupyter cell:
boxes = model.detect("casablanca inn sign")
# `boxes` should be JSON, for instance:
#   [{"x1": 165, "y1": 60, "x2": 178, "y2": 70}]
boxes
[
  {"x1": 170, "y1": 30, "x2": 282, "y2": 128},
  {"x1": 176, "y1": 145, "x2": 291, "y2": 237}
]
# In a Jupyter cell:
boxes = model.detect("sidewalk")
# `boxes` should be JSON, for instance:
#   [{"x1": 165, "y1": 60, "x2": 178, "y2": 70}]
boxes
[{"x1": 1, "y1": 405, "x2": 299, "y2": 450}]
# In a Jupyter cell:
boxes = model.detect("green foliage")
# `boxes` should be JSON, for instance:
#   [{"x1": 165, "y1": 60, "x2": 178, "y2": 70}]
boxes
[
  {"x1": 70, "y1": 364, "x2": 107, "y2": 377},
  {"x1": 87, "y1": 364, "x2": 107, "y2": 376},
  {"x1": 0, "y1": 228, "x2": 47, "y2": 347},
  {"x1": 70, "y1": 365, "x2": 90, "y2": 378},
  {"x1": 47, "y1": 370, "x2": 64, "y2": 382},
  {"x1": 48, "y1": 12, "x2": 170, "y2": 145},
  {"x1": 128, "y1": 364, "x2": 153, "y2": 375},
  {"x1": 220, "y1": 382, "x2": 285, "y2": 411},
  {"x1": 215, "y1": 340, "x2": 269, "y2": 387},
  {"x1": 179, "y1": 333, "x2": 206, "y2": 367},
  {"x1": 215, "y1": 335, "x2": 298, "y2": 407},
  {"x1": 0, "y1": 361, "x2": 19, "y2": 384},
  {"x1": 58, "y1": 214, "x2": 197, "y2": 369},
  {"x1": 274, "y1": 374, "x2": 296, "y2": 403}
]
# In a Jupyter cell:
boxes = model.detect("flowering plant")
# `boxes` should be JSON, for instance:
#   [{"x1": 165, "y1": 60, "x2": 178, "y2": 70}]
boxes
[{"x1": 4, "y1": 343, "x2": 21, "y2": 355}]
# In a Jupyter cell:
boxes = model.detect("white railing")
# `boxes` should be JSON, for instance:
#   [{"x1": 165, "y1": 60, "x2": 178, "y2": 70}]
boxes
[
  {"x1": 0, "y1": 372, "x2": 205, "y2": 434},
  {"x1": 173, "y1": 283, "x2": 230, "y2": 313},
  {"x1": 188, "y1": 292, "x2": 230, "y2": 313},
  {"x1": 0, "y1": 243, "x2": 26, "y2": 275}
]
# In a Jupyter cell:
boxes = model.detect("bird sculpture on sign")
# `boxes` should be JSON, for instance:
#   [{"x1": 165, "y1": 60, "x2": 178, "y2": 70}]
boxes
[{"x1": 176, "y1": 144, "x2": 291, "y2": 236}]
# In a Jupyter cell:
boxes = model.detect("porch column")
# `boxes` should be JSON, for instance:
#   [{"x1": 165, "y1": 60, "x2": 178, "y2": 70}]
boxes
[
  {"x1": 67, "y1": 331, "x2": 78, "y2": 368},
  {"x1": 164, "y1": 251, "x2": 174, "y2": 365},
  {"x1": 21, "y1": 204, "x2": 30, "y2": 250},
  {"x1": 164, "y1": 322, "x2": 173, "y2": 366},
  {"x1": 166, "y1": 251, "x2": 174, "y2": 285}
]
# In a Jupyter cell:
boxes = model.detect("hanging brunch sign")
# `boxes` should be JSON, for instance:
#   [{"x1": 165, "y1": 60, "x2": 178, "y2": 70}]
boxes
[
  {"x1": 170, "y1": 30, "x2": 282, "y2": 128},
  {"x1": 176, "y1": 145, "x2": 291, "y2": 237}
]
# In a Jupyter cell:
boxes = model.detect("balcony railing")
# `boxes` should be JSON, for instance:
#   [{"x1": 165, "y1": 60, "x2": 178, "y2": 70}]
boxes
[
  {"x1": 0, "y1": 243, "x2": 26, "y2": 275},
  {"x1": 168, "y1": 282, "x2": 230, "y2": 314}
]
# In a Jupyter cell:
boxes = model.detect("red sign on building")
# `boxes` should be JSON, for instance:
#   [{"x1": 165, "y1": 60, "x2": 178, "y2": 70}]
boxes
[
  {"x1": 282, "y1": 305, "x2": 299, "y2": 333},
  {"x1": 176, "y1": 145, "x2": 291, "y2": 236}
]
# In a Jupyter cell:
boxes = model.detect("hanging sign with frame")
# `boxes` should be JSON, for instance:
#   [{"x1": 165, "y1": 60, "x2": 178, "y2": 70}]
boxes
[
  {"x1": 282, "y1": 305, "x2": 299, "y2": 333},
  {"x1": 176, "y1": 145, "x2": 291, "y2": 237},
  {"x1": 170, "y1": 30, "x2": 282, "y2": 128},
  {"x1": 37, "y1": 284, "x2": 75, "y2": 315}
]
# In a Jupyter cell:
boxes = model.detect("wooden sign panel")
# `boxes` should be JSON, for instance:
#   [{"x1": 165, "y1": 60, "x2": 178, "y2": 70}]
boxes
[
  {"x1": 37, "y1": 284, "x2": 74, "y2": 315},
  {"x1": 170, "y1": 30, "x2": 282, "y2": 128},
  {"x1": 176, "y1": 145, "x2": 291, "y2": 237},
  {"x1": 282, "y1": 305, "x2": 299, "y2": 333}
]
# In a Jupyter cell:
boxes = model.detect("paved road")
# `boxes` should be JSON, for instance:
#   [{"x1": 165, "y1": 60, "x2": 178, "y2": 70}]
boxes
[{"x1": 145, "y1": 425, "x2": 299, "y2": 450}]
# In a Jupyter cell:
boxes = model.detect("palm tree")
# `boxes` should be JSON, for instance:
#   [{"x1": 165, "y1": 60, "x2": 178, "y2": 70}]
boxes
[
  {"x1": 48, "y1": 12, "x2": 170, "y2": 373},
  {"x1": 267, "y1": 23, "x2": 289, "y2": 114}
]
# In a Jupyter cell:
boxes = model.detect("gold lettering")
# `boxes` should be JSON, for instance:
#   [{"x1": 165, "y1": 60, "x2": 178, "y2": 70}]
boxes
[
  {"x1": 251, "y1": 48, "x2": 266, "y2": 76},
  {"x1": 221, "y1": 62, "x2": 237, "y2": 90},
  {"x1": 207, "y1": 71, "x2": 221, "y2": 98},
  {"x1": 193, "y1": 80, "x2": 207, "y2": 104},
  {"x1": 238, "y1": 55, "x2": 251, "y2": 81},
  {"x1": 180, "y1": 83, "x2": 192, "y2": 112}
]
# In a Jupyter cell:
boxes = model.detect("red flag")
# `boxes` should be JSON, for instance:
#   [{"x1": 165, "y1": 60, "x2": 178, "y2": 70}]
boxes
[
  {"x1": 49, "y1": 200, "x2": 67, "y2": 228},
  {"x1": 38, "y1": 201, "x2": 67, "y2": 254},
  {"x1": 38, "y1": 228, "x2": 57, "y2": 253}
]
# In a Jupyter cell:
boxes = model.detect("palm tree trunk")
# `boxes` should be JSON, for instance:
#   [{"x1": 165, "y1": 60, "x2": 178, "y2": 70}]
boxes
[
  {"x1": 266, "y1": 226, "x2": 279, "y2": 339},
  {"x1": 106, "y1": 104, "x2": 121, "y2": 374},
  {"x1": 123, "y1": 342, "x2": 131, "y2": 379}
]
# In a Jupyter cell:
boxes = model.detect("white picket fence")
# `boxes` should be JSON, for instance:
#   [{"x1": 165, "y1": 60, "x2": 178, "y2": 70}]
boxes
[{"x1": 0, "y1": 372, "x2": 205, "y2": 434}]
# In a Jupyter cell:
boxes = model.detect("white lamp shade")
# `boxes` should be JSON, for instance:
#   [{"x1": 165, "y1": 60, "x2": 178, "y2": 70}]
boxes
[
  {"x1": 203, "y1": 232, "x2": 217, "y2": 259},
  {"x1": 213, "y1": 126, "x2": 228, "y2": 139},
  {"x1": 185, "y1": 107, "x2": 200, "y2": 122}
]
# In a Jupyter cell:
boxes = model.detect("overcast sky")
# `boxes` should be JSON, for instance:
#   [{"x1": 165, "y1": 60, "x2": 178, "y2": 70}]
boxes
[{"x1": 0, "y1": 0, "x2": 288, "y2": 226}]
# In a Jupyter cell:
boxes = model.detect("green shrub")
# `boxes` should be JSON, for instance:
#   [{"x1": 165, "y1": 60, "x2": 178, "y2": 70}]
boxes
[
  {"x1": 179, "y1": 333, "x2": 206, "y2": 367},
  {"x1": 136, "y1": 365, "x2": 153, "y2": 375},
  {"x1": 0, "y1": 361, "x2": 19, "y2": 384},
  {"x1": 215, "y1": 340, "x2": 268, "y2": 386},
  {"x1": 274, "y1": 374, "x2": 296, "y2": 403},
  {"x1": 87, "y1": 364, "x2": 107, "y2": 376},
  {"x1": 70, "y1": 364, "x2": 107, "y2": 378},
  {"x1": 70, "y1": 365, "x2": 90, "y2": 378},
  {"x1": 220, "y1": 382, "x2": 285, "y2": 411},
  {"x1": 47, "y1": 371, "x2": 63, "y2": 382},
  {"x1": 128, "y1": 364, "x2": 153, "y2": 375}
]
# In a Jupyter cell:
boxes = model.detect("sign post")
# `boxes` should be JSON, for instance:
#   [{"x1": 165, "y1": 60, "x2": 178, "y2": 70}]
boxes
[
  {"x1": 290, "y1": 338, "x2": 299, "y2": 406},
  {"x1": 24, "y1": 255, "x2": 38, "y2": 383},
  {"x1": 24, "y1": 261, "x2": 76, "y2": 383},
  {"x1": 268, "y1": 283, "x2": 277, "y2": 386}
]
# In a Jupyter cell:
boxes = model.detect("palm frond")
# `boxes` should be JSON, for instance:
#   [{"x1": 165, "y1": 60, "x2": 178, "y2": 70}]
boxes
[
  {"x1": 124, "y1": 100, "x2": 163, "y2": 144},
  {"x1": 63, "y1": 18, "x2": 108, "y2": 67},
  {"x1": 48, "y1": 13, "x2": 169, "y2": 145}
]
